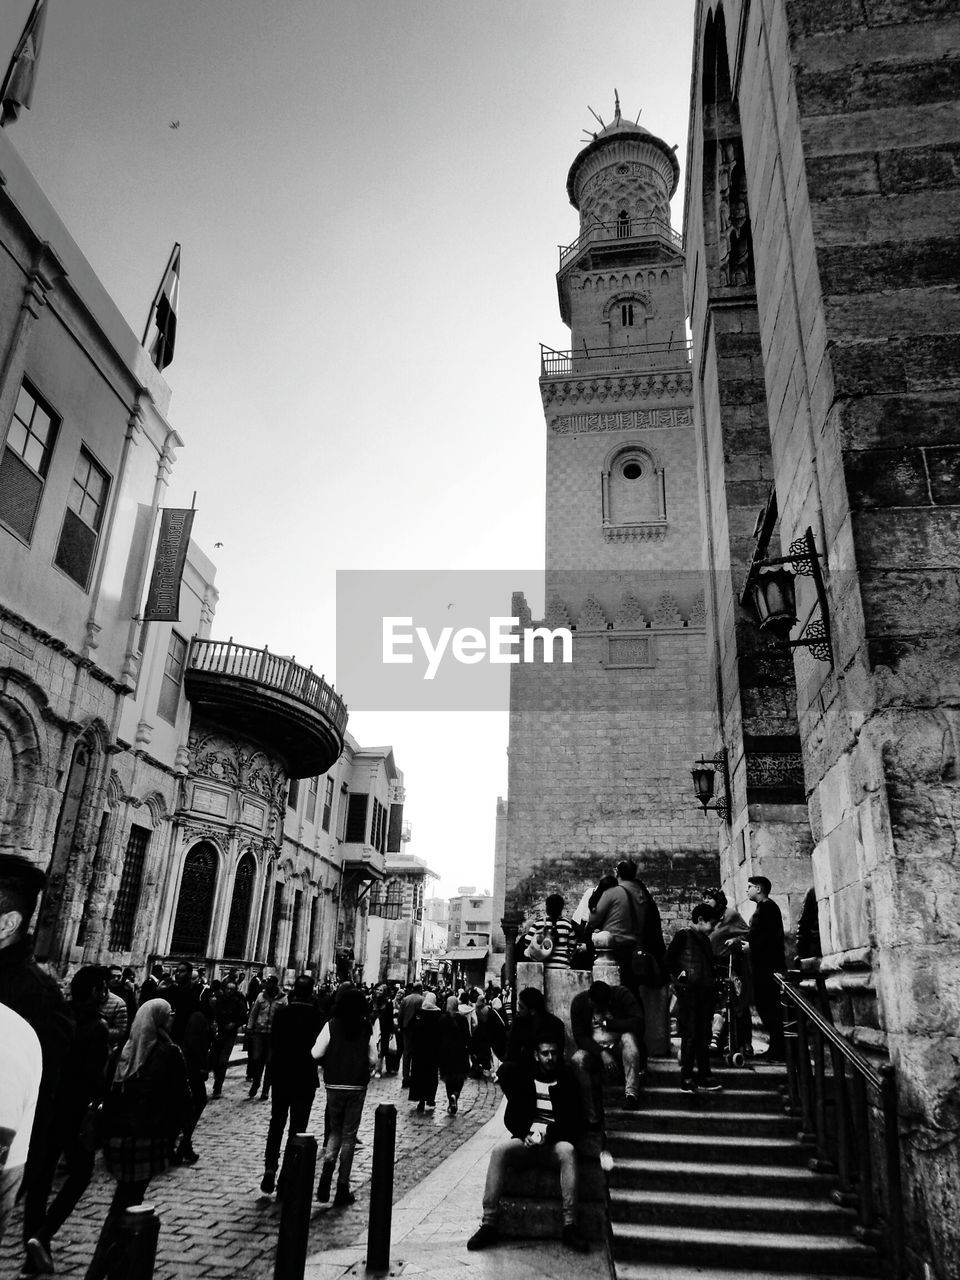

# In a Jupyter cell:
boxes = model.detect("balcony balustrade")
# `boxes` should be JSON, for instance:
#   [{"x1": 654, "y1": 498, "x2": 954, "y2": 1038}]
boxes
[
  {"x1": 184, "y1": 637, "x2": 347, "y2": 777},
  {"x1": 540, "y1": 338, "x2": 692, "y2": 379},
  {"x1": 558, "y1": 215, "x2": 683, "y2": 270}
]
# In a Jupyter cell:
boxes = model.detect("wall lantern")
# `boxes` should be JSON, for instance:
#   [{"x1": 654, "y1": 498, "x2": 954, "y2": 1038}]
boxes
[
  {"x1": 691, "y1": 749, "x2": 730, "y2": 822},
  {"x1": 743, "y1": 526, "x2": 833, "y2": 666}
]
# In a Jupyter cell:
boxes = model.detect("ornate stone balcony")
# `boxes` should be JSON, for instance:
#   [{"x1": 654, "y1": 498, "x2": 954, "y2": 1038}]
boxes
[
  {"x1": 339, "y1": 842, "x2": 385, "y2": 882},
  {"x1": 184, "y1": 638, "x2": 347, "y2": 778},
  {"x1": 558, "y1": 215, "x2": 683, "y2": 271},
  {"x1": 540, "y1": 339, "x2": 692, "y2": 379}
]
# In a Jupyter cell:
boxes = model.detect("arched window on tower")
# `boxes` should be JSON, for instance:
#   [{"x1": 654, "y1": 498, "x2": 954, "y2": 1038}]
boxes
[
  {"x1": 621, "y1": 302, "x2": 635, "y2": 327},
  {"x1": 617, "y1": 209, "x2": 630, "y2": 238},
  {"x1": 601, "y1": 445, "x2": 667, "y2": 540},
  {"x1": 170, "y1": 842, "x2": 218, "y2": 956}
]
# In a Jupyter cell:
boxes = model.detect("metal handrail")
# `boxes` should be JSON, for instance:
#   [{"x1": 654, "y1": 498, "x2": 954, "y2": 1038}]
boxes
[
  {"x1": 187, "y1": 637, "x2": 349, "y2": 734},
  {"x1": 559, "y1": 216, "x2": 684, "y2": 268},
  {"x1": 776, "y1": 971, "x2": 904, "y2": 1278}
]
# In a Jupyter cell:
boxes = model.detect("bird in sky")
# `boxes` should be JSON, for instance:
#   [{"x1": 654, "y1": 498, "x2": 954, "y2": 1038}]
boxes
[
  {"x1": 168, "y1": 120, "x2": 180, "y2": 130},
  {"x1": 214, "y1": 541, "x2": 223, "y2": 548}
]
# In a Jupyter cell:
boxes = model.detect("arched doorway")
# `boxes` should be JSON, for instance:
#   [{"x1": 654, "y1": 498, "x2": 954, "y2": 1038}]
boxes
[
  {"x1": 170, "y1": 842, "x2": 218, "y2": 956},
  {"x1": 223, "y1": 850, "x2": 256, "y2": 959}
]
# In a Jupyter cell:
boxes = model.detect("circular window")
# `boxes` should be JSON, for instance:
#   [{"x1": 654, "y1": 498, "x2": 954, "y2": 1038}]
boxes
[{"x1": 621, "y1": 460, "x2": 643, "y2": 481}]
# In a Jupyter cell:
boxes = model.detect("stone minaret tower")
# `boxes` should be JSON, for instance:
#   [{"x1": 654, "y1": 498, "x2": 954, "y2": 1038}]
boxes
[{"x1": 499, "y1": 100, "x2": 718, "y2": 953}]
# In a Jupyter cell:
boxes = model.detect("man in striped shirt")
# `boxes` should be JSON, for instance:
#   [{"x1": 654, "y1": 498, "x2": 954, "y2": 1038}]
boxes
[{"x1": 467, "y1": 1038, "x2": 590, "y2": 1253}]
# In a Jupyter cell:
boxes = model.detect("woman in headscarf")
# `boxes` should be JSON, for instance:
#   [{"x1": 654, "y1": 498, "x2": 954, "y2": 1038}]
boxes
[
  {"x1": 407, "y1": 991, "x2": 443, "y2": 1113},
  {"x1": 85, "y1": 999, "x2": 193, "y2": 1280},
  {"x1": 438, "y1": 995, "x2": 471, "y2": 1114},
  {"x1": 311, "y1": 986, "x2": 377, "y2": 1208}
]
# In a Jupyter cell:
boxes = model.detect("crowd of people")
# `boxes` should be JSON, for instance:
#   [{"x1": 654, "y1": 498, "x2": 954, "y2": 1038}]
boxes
[{"x1": 2, "y1": 846, "x2": 803, "y2": 1270}]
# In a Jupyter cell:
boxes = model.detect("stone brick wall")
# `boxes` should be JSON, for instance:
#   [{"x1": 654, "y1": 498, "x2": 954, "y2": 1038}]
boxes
[{"x1": 685, "y1": 2, "x2": 960, "y2": 1273}]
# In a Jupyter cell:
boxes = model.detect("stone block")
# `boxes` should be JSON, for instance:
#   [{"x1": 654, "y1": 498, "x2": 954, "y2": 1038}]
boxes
[
  {"x1": 844, "y1": 446, "x2": 930, "y2": 508},
  {"x1": 852, "y1": 507, "x2": 960, "y2": 569},
  {"x1": 878, "y1": 143, "x2": 960, "y2": 193},
  {"x1": 862, "y1": 0, "x2": 960, "y2": 23},
  {"x1": 786, "y1": 0, "x2": 868, "y2": 39},
  {"x1": 819, "y1": 238, "x2": 960, "y2": 295},
  {"x1": 837, "y1": 392, "x2": 960, "y2": 451},
  {"x1": 796, "y1": 59, "x2": 960, "y2": 117}
]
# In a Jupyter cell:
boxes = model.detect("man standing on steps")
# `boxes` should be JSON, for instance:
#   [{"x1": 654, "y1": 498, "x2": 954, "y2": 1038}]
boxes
[
  {"x1": 665, "y1": 903, "x2": 724, "y2": 1093},
  {"x1": 744, "y1": 876, "x2": 786, "y2": 1060},
  {"x1": 467, "y1": 1037, "x2": 590, "y2": 1254}
]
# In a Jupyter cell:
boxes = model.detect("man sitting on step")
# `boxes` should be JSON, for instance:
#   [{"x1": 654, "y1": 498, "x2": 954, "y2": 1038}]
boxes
[
  {"x1": 569, "y1": 980, "x2": 645, "y2": 1116},
  {"x1": 467, "y1": 1037, "x2": 590, "y2": 1254}
]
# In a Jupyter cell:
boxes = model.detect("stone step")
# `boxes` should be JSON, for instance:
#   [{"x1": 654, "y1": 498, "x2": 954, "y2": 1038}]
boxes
[
  {"x1": 610, "y1": 1156, "x2": 836, "y2": 1197},
  {"x1": 608, "y1": 1106, "x2": 798, "y2": 1137},
  {"x1": 609, "y1": 1186, "x2": 857, "y2": 1233},
  {"x1": 499, "y1": 1196, "x2": 607, "y2": 1242},
  {"x1": 642, "y1": 1059, "x2": 787, "y2": 1089},
  {"x1": 618, "y1": 1084, "x2": 786, "y2": 1113},
  {"x1": 502, "y1": 1161, "x2": 606, "y2": 1203},
  {"x1": 607, "y1": 1129, "x2": 812, "y2": 1166},
  {"x1": 611, "y1": 1222, "x2": 880, "y2": 1274},
  {"x1": 616, "y1": 1264, "x2": 861, "y2": 1280}
]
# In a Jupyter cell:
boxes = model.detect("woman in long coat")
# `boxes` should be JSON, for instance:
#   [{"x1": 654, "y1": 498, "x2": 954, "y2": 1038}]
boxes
[
  {"x1": 437, "y1": 996, "x2": 471, "y2": 1114},
  {"x1": 407, "y1": 992, "x2": 442, "y2": 1112},
  {"x1": 86, "y1": 999, "x2": 193, "y2": 1279}
]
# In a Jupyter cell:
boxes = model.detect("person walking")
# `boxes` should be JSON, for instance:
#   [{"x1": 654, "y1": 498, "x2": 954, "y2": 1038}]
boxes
[
  {"x1": 85, "y1": 1000, "x2": 193, "y2": 1280},
  {"x1": 259, "y1": 975, "x2": 323, "y2": 1195},
  {"x1": 246, "y1": 974, "x2": 285, "y2": 1099},
  {"x1": 24, "y1": 967, "x2": 111, "y2": 1276},
  {"x1": 0, "y1": 1003, "x2": 41, "y2": 1246},
  {"x1": 311, "y1": 986, "x2": 377, "y2": 1207},
  {"x1": 408, "y1": 991, "x2": 443, "y2": 1112},
  {"x1": 438, "y1": 995, "x2": 471, "y2": 1114},
  {"x1": 397, "y1": 982, "x2": 423, "y2": 1087},
  {"x1": 745, "y1": 876, "x2": 786, "y2": 1059},
  {"x1": 210, "y1": 977, "x2": 248, "y2": 1098},
  {"x1": 587, "y1": 860, "x2": 666, "y2": 997},
  {"x1": 665, "y1": 904, "x2": 723, "y2": 1092},
  {"x1": 373, "y1": 987, "x2": 397, "y2": 1077},
  {"x1": 704, "y1": 887, "x2": 753, "y2": 1056}
]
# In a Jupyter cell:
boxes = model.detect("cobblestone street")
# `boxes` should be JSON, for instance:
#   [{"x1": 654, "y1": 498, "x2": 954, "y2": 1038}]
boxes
[{"x1": 1, "y1": 1069, "x2": 502, "y2": 1279}]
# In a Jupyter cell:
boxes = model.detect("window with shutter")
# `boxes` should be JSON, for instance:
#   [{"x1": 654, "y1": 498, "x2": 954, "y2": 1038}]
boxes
[
  {"x1": 322, "y1": 777, "x2": 334, "y2": 832},
  {"x1": 109, "y1": 824, "x2": 150, "y2": 951},
  {"x1": 54, "y1": 446, "x2": 109, "y2": 588},
  {"x1": 0, "y1": 381, "x2": 59, "y2": 543},
  {"x1": 345, "y1": 792, "x2": 368, "y2": 843},
  {"x1": 157, "y1": 632, "x2": 187, "y2": 724},
  {"x1": 387, "y1": 803, "x2": 404, "y2": 852}
]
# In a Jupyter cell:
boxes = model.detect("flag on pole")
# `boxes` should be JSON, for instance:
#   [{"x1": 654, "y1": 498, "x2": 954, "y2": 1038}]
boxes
[
  {"x1": 143, "y1": 507, "x2": 196, "y2": 622},
  {"x1": 0, "y1": 0, "x2": 49, "y2": 126},
  {"x1": 143, "y1": 243, "x2": 181, "y2": 371}
]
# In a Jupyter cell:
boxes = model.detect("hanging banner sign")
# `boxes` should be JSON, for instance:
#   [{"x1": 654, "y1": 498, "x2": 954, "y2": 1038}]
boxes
[{"x1": 143, "y1": 507, "x2": 195, "y2": 622}]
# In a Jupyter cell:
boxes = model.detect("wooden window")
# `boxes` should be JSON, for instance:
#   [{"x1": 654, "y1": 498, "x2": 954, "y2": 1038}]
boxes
[
  {"x1": 322, "y1": 777, "x2": 335, "y2": 832},
  {"x1": 170, "y1": 843, "x2": 218, "y2": 956},
  {"x1": 345, "y1": 792, "x2": 368, "y2": 843},
  {"x1": 157, "y1": 632, "x2": 187, "y2": 723},
  {"x1": 288, "y1": 889, "x2": 303, "y2": 968},
  {"x1": 224, "y1": 851, "x2": 256, "y2": 958},
  {"x1": 109, "y1": 824, "x2": 150, "y2": 951},
  {"x1": 54, "y1": 446, "x2": 109, "y2": 587},
  {"x1": 288, "y1": 778, "x2": 300, "y2": 810},
  {"x1": 305, "y1": 776, "x2": 319, "y2": 824},
  {"x1": 384, "y1": 879, "x2": 403, "y2": 920},
  {"x1": 0, "y1": 380, "x2": 59, "y2": 543}
]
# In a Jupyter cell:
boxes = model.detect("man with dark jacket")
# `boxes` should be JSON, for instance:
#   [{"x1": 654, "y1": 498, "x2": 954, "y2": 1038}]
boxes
[
  {"x1": 210, "y1": 978, "x2": 249, "y2": 1098},
  {"x1": 0, "y1": 855, "x2": 74, "y2": 1271},
  {"x1": 502, "y1": 987, "x2": 565, "y2": 1069},
  {"x1": 259, "y1": 975, "x2": 324, "y2": 1195},
  {"x1": 587, "y1": 859, "x2": 666, "y2": 997},
  {"x1": 570, "y1": 980, "x2": 645, "y2": 1115},
  {"x1": 666, "y1": 904, "x2": 723, "y2": 1092},
  {"x1": 24, "y1": 966, "x2": 110, "y2": 1275},
  {"x1": 746, "y1": 875, "x2": 786, "y2": 1059},
  {"x1": 467, "y1": 1038, "x2": 589, "y2": 1254}
]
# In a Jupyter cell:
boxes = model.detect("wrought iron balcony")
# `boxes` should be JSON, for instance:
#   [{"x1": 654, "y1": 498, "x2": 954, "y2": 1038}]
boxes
[
  {"x1": 559, "y1": 216, "x2": 683, "y2": 270},
  {"x1": 184, "y1": 638, "x2": 347, "y2": 778},
  {"x1": 540, "y1": 338, "x2": 692, "y2": 378}
]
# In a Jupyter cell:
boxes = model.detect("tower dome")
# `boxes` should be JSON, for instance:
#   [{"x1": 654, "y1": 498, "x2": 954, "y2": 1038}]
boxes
[{"x1": 566, "y1": 95, "x2": 680, "y2": 231}]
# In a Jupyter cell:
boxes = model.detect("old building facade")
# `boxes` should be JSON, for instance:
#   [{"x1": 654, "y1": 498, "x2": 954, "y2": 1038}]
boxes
[
  {"x1": 684, "y1": 2, "x2": 960, "y2": 1274},
  {"x1": 500, "y1": 105, "x2": 719, "y2": 955}
]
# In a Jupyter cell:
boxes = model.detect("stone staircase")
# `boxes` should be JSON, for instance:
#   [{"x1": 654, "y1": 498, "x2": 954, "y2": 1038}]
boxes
[{"x1": 605, "y1": 1057, "x2": 882, "y2": 1279}]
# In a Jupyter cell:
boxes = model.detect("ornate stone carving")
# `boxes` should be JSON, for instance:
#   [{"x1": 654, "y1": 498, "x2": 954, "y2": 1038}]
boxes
[
  {"x1": 547, "y1": 402, "x2": 694, "y2": 427},
  {"x1": 603, "y1": 522, "x2": 667, "y2": 542},
  {"x1": 717, "y1": 137, "x2": 754, "y2": 287},
  {"x1": 577, "y1": 597, "x2": 609, "y2": 630},
  {"x1": 544, "y1": 597, "x2": 573, "y2": 630},
  {"x1": 511, "y1": 591, "x2": 533, "y2": 629},
  {"x1": 688, "y1": 591, "x2": 707, "y2": 627},
  {"x1": 653, "y1": 593, "x2": 683, "y2": 627},
  {"x1": 607, "y1": 636, "x2": 655, "y2": 668},
  {"x1": 616, "y1": 593, "x2": 647, "y2": 629},
  {"x1": 745, "y1": 752, "x2": 805, "y2": 792},
  {"x1": 190, "y1": 732, "x2": 242, "y2": 786}
]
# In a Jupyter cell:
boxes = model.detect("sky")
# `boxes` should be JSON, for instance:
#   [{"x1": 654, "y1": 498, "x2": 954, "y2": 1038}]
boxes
[{"x1": 0, "y1": 0, "x2": 695, "y2": 897}]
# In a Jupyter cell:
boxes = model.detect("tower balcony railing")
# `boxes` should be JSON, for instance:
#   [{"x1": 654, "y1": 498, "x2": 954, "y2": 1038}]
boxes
[
  {"x1": 558, "y1": 215, "x2": 684, "y2": 269},
  {"x1": 540, "y1": 338, "x2": 692, "y2": 378}
]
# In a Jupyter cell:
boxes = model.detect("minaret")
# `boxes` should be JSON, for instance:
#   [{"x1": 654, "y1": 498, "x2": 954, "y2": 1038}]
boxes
[{"x1": 500, "y1": 100, "x2": 718, "y2": 954}]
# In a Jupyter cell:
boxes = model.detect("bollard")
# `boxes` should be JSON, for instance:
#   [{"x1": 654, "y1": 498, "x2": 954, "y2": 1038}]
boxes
[
  {"x1": 107, "y1": 1203, "x2": 159, "y2": 1280},
  {"x1": 274, "y1": 1133, "x2": 317, "y2": 1280},
  {"x1": 366, "y1": 1104, "x2": 397, "y2": 1272}
]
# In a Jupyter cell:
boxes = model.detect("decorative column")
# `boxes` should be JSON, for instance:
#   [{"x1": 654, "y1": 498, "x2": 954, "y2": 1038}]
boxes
[{"x1": 501, "y1": 911, "x2": 522, "y2": 1014}]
